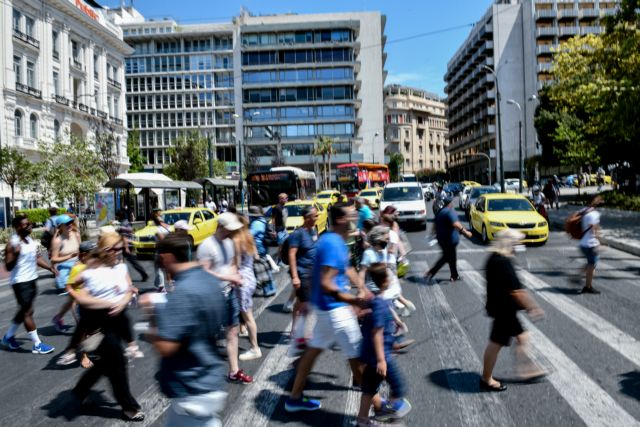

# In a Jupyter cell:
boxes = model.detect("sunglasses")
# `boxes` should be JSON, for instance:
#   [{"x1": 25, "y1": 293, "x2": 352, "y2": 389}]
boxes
[{"x1": 107, "y1": 246, "x2": 124, "y2": 253}]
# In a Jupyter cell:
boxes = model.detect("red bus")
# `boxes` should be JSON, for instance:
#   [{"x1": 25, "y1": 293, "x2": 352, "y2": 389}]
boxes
[{"x1": 336, "y1": 163, "x2": 390, "y2": 197}]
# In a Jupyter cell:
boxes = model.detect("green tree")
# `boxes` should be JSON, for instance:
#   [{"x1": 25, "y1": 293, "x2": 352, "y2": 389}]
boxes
[
  {"x1": 213, "y1": 159, "x2": 227, "y2": 177},
  {"x1": 0, "y1": 147, "x2": 33, "y2": 217},
  {"x1": 163, "y1": 131, "x2": 208, "y2": 181},
  {"x1": 387, "y1": 152, "x2": 403, "y2": 182},
  {"x1": 126, "y1": 128, "x2": 145, "y2": 173},
  {"x1": 314, "y1": 136, "x2": 335, "y2": 189}
]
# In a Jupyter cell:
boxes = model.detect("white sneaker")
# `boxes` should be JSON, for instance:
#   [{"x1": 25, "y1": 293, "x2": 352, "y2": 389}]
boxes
[
  {"x1": 239, "y1": 348, "x2": 262, "y2": 361},
  {"x1": 403, "y1": 299, "x2": 416, "y2": 312},
  {"x1": 283, "y1": 299, "x2": 295, "y2": 313}
]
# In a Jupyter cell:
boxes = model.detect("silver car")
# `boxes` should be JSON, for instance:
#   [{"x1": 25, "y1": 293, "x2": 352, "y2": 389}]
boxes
[
  {"x1": 464, "y1": 186, "x2": 500, "y2": 219},
  {"x1": 459, "y1": 186, "x2": 473, "y2": 210}
]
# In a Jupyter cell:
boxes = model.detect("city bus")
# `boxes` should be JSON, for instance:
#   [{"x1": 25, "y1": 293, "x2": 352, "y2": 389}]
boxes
[
  {"x1": 336, "y1": 163, "x2": 390, "y2": 197},
  {"x1": 247, "y1": 166, "x2": 317, "y2": 207}
]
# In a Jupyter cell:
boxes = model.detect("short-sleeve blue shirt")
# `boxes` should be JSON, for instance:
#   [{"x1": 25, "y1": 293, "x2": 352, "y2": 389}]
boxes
[
  {"x1": 435, "y1": 206, "x2": 460, "y2": 246},
  {"x1": 360, "y1": 296, "x2": 395, "y2": 366},
  {"x1": 357, "y1": 205, "x2": 373, "y2": 230},
  {"x1": 288, "y1": 227, "x2": 317, "y2": 276},
  {"x1": 312, "y1": 232, "x2": 350, "y2": 311}
]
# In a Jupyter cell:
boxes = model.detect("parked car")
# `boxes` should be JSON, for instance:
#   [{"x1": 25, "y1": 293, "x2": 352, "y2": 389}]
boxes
[
  {"x1": 501, "y1": 178, "x2": 529, "y2": 192},
  {"x1": 461, "y1": 180, "x2": 481, "y2": 188},
  {"x1": 464, "y1": 185, "x2": 500, "y2": 219},
  {"x1": 444, "y1": 182, "x2": 464, "y2": 196},
  {"x1": 459, "y1": 186, "x2": 473, "y2": 210},
  {"x1": 285, "y1": 200, "x2": 329, "y2": 234},
  {"x1": 379, "y1": 182, "x2": 427, "y2": 229},
  {"x1": 469, "y1": 194, "x2": 548, "y2": 245},
  {"x1": 357, "y1": 187, "x2": 383, "y2": 209}
]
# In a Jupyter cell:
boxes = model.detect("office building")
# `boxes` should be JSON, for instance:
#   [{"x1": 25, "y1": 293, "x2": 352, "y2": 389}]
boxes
[
  {"x1": 112, "y1": 7, "x2": 387, "y2": 176},
  {"x1": 384, "y1": 84, "x2": 448, "y2": 174},
  {"x1": 445, "y1": 0, "x2": 619, "y2": 184},
  {"x1": 0, "y1": 0, "x2": 132, "y2": 204}
]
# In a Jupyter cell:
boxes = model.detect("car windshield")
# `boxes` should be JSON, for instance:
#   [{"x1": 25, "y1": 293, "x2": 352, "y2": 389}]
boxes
[
  {"x1": 161, "y1": 212, "x2": 191, "y2": 224},
  {"x1": 382, "y1": 186, "x2": 423, "y2": 201},
  {"x1": 487, "y1": 199, "x2": 534, "y2": 212},
  {"x1": 286, "y1": 205, "x2": 311, "y2": 217},
  {"x1": 471, "y1": 187, "x2": 499, "y2": 198},
  {"x1": 316, "y1": 193, "x2": 331, "y2": 199},
  {"x1": 361, "y1": 190, "x2": 378, "y2": 196}
]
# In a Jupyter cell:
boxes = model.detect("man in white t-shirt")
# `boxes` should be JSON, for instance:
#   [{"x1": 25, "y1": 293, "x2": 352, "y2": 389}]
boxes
[
  {"x1": 197, "y1": 213, "x2": 253, "y2": 384},
  {"x1": 579, "y1": 195, "x2": 603, "y2": 294},
  {"x1": 2, "y1": 215, "x2": 57, "y2": 354},
  {"x1": 205, "y1": 197, "x2": 217, "y2": 212}
]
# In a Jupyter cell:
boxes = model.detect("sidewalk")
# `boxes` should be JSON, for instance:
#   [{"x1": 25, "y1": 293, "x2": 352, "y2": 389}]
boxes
[{"x1": 547, "y1": 204, "x2": 640, "y2": 257}]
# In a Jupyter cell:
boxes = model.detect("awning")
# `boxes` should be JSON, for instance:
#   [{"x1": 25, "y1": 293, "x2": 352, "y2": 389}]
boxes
[
  {"x1": 105, "y1": 178, "x2": 201, "y2": 190},
  {"x1": 194, "y1": 178, "x2": 240, "y2": 188}
]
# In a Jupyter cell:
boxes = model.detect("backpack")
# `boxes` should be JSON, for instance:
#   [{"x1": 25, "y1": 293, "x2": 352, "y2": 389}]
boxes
[
  {"x1": 565, "y1": 208, "x2": 591, "y2": 240},
  {"x1": 261, "y1": 219, "x2": 278, "y2": 247},
  {"x1": 279, "y1": 235, "x2": 291, "y2": 265},
  {"x1": 41, "y1": 219, "x2": 56, "y2": 251}
]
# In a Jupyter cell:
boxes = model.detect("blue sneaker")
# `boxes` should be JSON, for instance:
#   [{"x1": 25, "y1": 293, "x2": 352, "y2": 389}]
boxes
[
  {"x1": 2, "y1": 335, "x2": 21, "y2": 350},
  {"x1": 32, "y1": 342, "x2": 55, "y2": 354},
  {"x1": 375, "y1": 398, "x2": 412, "y2": 421},
  {"x1": 284, "y1": 396, "x2": 321, "y2": 412}
]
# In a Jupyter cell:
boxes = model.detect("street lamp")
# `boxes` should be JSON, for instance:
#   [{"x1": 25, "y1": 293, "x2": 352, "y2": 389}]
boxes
[
  {"x1": 507, "y1": 99, "x2": 523, "y2": 194},
  {"x1": 233, "y1": 111, "x2": 259, "y2": 212},
  {"x1": 480, "y1": 65, "x2": 505, "y2": 193},
  {"x1": 528, "y1": 94, "x2": 541, "y2": 183},
  {"x1": 373, "y1": 131, "x2": 380, "y2": 164},
  {"x1": 463, "y1": 152, "x2": 492, "y2": 186}
]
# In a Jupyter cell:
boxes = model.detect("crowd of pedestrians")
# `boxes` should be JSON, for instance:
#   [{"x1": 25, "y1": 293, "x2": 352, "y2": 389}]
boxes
[{"x1": 0, "y1": 185, "x2": 608, "y2": 425}]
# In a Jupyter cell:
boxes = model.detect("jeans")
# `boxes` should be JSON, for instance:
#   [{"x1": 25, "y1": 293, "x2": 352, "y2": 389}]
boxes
[
  {"x1": 361, "y1": 358, "x2": 406, "y2": 399},
  {"x1": 55, "y1": 259, "x2": 77, "y2": 289},
  {"x1": 428, "y1": 243, "x2": 458, "y2": 279},
  {"x1": 166, "y1": 391, "x2": 227, "y2": 427}
]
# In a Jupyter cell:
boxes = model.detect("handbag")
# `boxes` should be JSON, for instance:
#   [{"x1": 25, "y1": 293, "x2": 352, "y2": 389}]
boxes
[
  {"x1": 397, "y1": 258, "x2": 410, "y2": 278},
  {"x1": 79, "y1": 330, "x2": 104, "y2": 353}
]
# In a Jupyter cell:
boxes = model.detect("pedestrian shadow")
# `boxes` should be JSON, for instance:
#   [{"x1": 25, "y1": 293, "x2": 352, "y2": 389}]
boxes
[
  {"x1": 536, "y1": 287, "x2": 582, "y2": 295},
  {"x1": 41, "y1": 389, "x2": 122, "y2": 422},
  {"x1": 428, "y1": 368, "x2": 482, "y2": 394},
  {"x1": 619, "y1": 371, "x2": 640, "y2": 401},
  {"x1": 37, "y1": 324, "x2": 73, "y2": 337},
  {"x1": 255, "y1": 330, "x2": 288, "y2": 350},
  {"x1": 253, "y1": 389, "x2": 347, "y2": 426},
  {"x1": 40, "y1": 288, "x2": 65, "y2": 296}
]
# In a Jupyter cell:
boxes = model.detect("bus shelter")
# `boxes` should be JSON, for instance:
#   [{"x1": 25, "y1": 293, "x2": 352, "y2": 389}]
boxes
[
  {"x1": 105, "y1": 173, "x2": 202, "y2": 221},
  {"x1": 194, "y1": 178, "x2": 241, "y2": 209}
]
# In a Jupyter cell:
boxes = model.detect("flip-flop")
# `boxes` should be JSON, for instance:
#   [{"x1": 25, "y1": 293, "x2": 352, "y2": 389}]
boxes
[{"x1": 479, "y1": 379, "x2": 507, "y2": 392}]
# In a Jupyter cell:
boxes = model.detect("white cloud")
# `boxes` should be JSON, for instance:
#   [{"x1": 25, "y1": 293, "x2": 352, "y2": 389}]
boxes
[{"x1": 385, "y1": 72, "x2": 424, "y2": 85}]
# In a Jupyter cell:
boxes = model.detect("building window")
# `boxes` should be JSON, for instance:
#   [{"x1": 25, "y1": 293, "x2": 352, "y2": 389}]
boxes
[
  {"x1": 13, "y1": 9, "x2": 21, "y2": 31},
  {"x1": 25, "y1": 16, "x2": 35, "y2": 37},
  {"x1": 94, "y1": 54, "x2": 99, "y2": 78},
  {"x1": 15, "y1": 110, "x2": 23, "y2": 136},
  {"x1": 52, "y1": 30, "x2": 59, "y2": 58},
  {"x1": 71, "y1": 40, "x2": 79, "y2": 62},
  {"x1": 54, "y1": 120, "x2": 61, "y2": 138},
  {"x1": 26, "y1": 61, "x2": 35, "y2": 87},
  {"x1": 53, "y1": 71, "x2": 59, "y2": 95},
  {"x1": 13, "y1": 56, "x2": 22, "y2": 84},
  {"x1": 30, "y1": 114, "x2": 38, "y2": 139}
]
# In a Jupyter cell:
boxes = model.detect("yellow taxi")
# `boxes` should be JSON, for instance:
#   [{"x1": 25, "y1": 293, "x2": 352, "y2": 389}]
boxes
[
  {"x1": 357, "y1": 187, "x2": 383, "y2": 209},
  {"x1": 314, "y1": 190, "x2": 345, "y2": 209},
  {"x1": 461, "y1": 180, "x2": 481, "y2": 187},
  {"x1": 469, "y1": 193, "x2": 548, "y2": 244},
  {"x1": 284, "y1": 200, "x2": 329, "y2": 234},
  {"x1": 132, "y1": 208, "x2": 218, "y2": 255}
]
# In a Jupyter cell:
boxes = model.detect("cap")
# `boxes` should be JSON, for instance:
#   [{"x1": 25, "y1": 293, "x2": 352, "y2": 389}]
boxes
[
  {"x1": 217, "y1": 212, "x2": 243, "y2": 231},
  {"x1": 173, "y1": 220, "x2": 194, "y2": 231},
  {"x1": 248, "y1": 206, "x2": 263, "y2": 217},
  {"x1": 56, "y1": 214, "x2": 74, "y2": 227},
  {"x1": 79, "y1": 241, "x2": 97, "y2": 253}
]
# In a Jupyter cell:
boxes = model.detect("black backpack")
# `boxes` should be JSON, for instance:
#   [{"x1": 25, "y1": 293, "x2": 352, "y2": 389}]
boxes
[{"x1": 279, "y1": 235, "x2": 291, "y2": 265}]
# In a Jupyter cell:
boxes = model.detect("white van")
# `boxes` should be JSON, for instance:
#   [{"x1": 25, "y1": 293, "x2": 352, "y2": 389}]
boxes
[
  {"x1": 379, "y1": 182, "x2": 427, "y2": 229},
  {"x1": 400, "y1": 173, "x2": 417, "y2": 182}
]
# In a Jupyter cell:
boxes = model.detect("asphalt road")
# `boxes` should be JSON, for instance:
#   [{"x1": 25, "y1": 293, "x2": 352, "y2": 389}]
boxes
[{"x1": 0, "y1": 199, "x2": 639, "y2": 426}]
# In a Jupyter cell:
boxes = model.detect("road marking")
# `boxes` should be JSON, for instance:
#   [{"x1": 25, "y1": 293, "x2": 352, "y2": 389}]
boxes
[
  {"x1": 224, "y1": 321, "x2": 294, "y2": 427},
  {"x1": 341, "y1": 374, "x2": 361, "y2": 427},
  {"x1": 413, "y1": 260, "x2": 514, "y2": 427},
  {"x1": 517, "y1": 268, "x2": 640, "y2": 367},
  {"x1": 108, "y1": 383, "x2": 170, "y2": 427},
  {"x1": 458, "y1": 260, "x2": 639, "y2": 427}
]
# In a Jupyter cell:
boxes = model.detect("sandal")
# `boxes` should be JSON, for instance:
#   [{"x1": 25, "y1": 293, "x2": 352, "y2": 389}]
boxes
[
  {"x1": 56, "y1": 352, "x2": 77, "y2": 366},
  {"x1": 123, "y1": 410, "x2": 145, "y2": 421},
  {"x1": 479, "y1": 378, "x2": 506, "y2": 392}
]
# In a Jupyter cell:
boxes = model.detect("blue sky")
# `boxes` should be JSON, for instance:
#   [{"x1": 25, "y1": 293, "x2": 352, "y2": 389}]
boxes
[{"x1": 103, "y1": 0, "x2": 494, "y2": 96}]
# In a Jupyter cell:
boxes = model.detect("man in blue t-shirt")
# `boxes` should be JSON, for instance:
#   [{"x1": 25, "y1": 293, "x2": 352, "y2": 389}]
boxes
[
  {"x1": 424, "y1": 197, "x2": 472, "y2": 284},
  {"x1": 285, "y1": 203, "x2": 370, "y2": 413},
  {"x1": 288, "y1": 206, "x2": 318, "y2": 314},
  {"x1": 356, "y1": 197, "x2": 374, "y2": 231}
]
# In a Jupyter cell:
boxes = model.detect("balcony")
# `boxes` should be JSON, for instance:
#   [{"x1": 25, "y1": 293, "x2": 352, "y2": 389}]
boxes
[
  {"x1": 536, "y1": 44, "x2": 555, "y2": 55},
  {"x1": 578, "y1": 9, "x2": 599, "y2": 19},
  {"x1": 557, "y1": 9, "x2": 578, "y2": 19},
  {"x1": 536, "y1": 27, "x2": 558, "y2": 37},
  {"x1": 53, "y1": 50, "x2": 60, "y2": 61},
  {"x1": 113, "y1": 117, "x2": 123, "y2": 126},
  {"x1": 97, "y1": 110, "x2": 108, "y2": 119},
  {"x1": 559, "y1": 26, "x2": 580, "y2": 37},
  {"x1": 16, "y1": 82, "x2": 42, "y2": 99},
  {"x1": 13, "y1": 29, "x2": 40, "y2": 49},
  {"x1": 54, "y1": 95, "x2": 69, "y2": 105},
  {"x1": 537, "y1": 62, "x2": 553, "y2": 73},
  {"x1": 77, "y1": 103, "x2": 89, "y2": 113},
  {"x1": 580, "y1": 26, "x2": 602, "y2": 36},
  {"x1": 108, "y1": 78, "x2": 122, "y2": 90},
  {"x1": 70, "y1": 59, "x2": 84, "y2": 72},
  {"x1": 535, "y1": 9, "x2": 557, "y2": 20}
]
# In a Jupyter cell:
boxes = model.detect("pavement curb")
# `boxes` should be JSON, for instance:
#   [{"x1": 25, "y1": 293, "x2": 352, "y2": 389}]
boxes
[{"x1": 549, "y1": 218, "x2": 640, "y2": 257}]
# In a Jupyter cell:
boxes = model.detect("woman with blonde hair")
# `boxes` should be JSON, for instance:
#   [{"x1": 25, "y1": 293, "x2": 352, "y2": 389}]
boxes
[
  {"x1": 481, "y1": 229, "x2": 545, "y2": 392},
  {"x1": 69, "y1": 232, "x2": 144, "y2": 421},
  {"x1": 234, "y1": 215, "x2": 262, "y2": 361}
]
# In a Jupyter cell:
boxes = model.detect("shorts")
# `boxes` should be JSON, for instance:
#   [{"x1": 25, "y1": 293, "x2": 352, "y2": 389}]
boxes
[
  {"x1": 361, "y1": 358, "x2": 406, "y2": 398},
  {"x1": 580, "y1": 246, "x2": 600, "y2": 266},
  {"x1": 225, "y1": 291, "x2": 240, "y2": 327},
  {"x1": 12, "y1": 280, "x2": 38, "y2": 323},
  {"x1": 309, "y1": 305, "x2": 362, "y2": 359},
  {"x1": 295, "y1": 272, "x2": 312, "y2": 303},
  {"x1": 55, "y1": 259, "x2": 77, "y2": 290},
  {"x1": 490, "y1": 315, "x2": 524, "y2": 347},
  {"x1": 166, "y1": 390, "x2": 227, "y2": 427}
]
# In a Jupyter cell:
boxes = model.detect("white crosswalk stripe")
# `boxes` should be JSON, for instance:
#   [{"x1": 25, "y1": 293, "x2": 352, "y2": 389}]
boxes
[
  {"x1": 413, "y1": 259, "x2": 514, "y2": 427},
  {"x1": 517, "y1": 268, "x2": 640, "y2": 367},
  {"x1": 457, "y1": 259, "x2": 639, "y2": 427}
]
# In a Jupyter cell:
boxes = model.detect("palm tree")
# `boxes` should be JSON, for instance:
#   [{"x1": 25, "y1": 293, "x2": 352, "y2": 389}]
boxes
[{"x1": 314, "y1": 136, "x2": 335, "y2": 190}]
